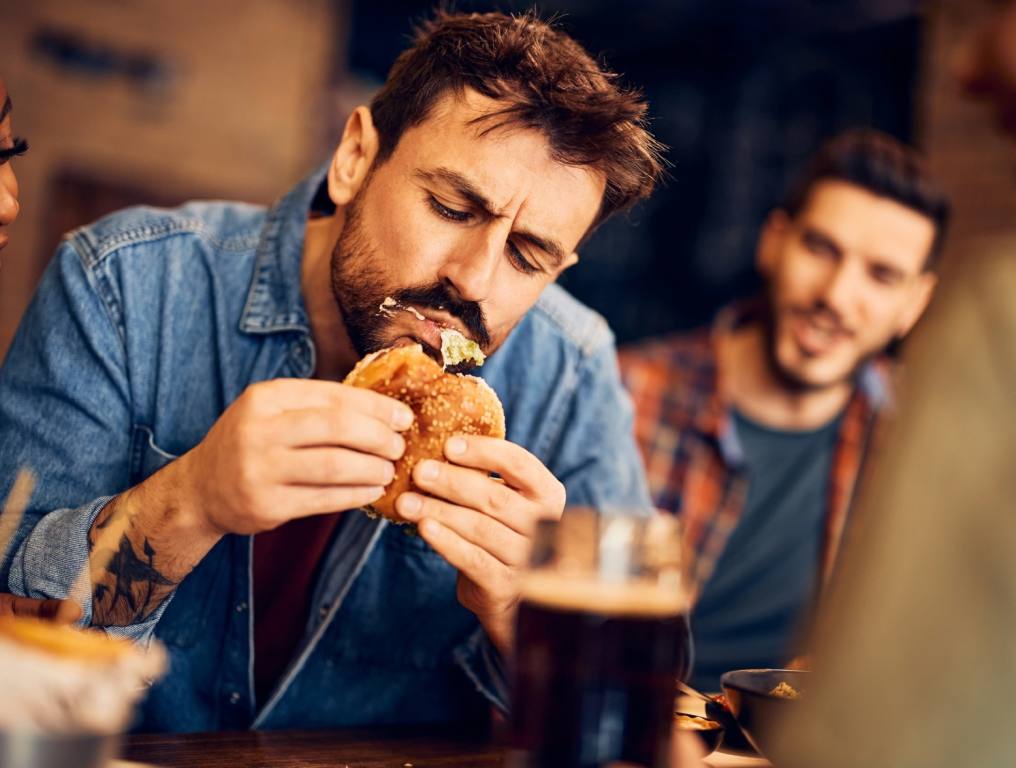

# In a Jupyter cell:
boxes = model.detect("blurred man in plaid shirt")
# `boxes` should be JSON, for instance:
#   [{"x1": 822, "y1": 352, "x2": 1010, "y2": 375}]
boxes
[{"x1": 620, "y1": 130, "x2": 950, "y2": 690}]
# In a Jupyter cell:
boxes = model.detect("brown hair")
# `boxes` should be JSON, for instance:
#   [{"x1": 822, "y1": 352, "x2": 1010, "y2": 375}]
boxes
[
  {"x1": 369, "y1": 10, "x2": 665, "y2": 230},
  {"x1": 782, "y1": 129, "x2": 951, "y2": 270}
]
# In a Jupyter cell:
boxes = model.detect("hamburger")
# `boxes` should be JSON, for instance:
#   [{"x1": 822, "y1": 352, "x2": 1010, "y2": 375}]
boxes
[{"x1": 344, "y1": 335, "x2": 505, "y2": 521}]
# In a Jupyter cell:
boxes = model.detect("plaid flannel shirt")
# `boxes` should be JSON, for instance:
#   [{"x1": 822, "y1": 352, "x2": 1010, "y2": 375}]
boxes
[{"x1": 619, "y1": 307, "x2": 890, "y2": 601}]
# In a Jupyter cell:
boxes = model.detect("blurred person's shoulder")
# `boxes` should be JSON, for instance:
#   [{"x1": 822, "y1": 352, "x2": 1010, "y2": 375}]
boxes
[
  {"x1": 917, "y1": 241, "x2": 1016, "y2": 373},
  {"x1": 618, "y1": 327, "x2": 716, "y2": 397},
  {"x1": 63, "y1": 199, "x2": 265, "y2": 274}
]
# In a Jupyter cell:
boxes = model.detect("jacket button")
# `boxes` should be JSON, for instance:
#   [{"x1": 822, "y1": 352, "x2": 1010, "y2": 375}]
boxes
[
  {"x1": 235, "y1": 601, "x2": 248, "y2": 613},
  {"x1": 229, "y1": 691, "x2": 241, "y2": 705}
]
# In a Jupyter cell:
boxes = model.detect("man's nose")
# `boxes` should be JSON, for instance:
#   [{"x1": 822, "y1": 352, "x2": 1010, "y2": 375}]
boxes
[
  {"x1": 438, "y1": 228, "x2": 503, "y2": 303},
  {"x1": 0, "y1": 164, "x2": 20, "y2": 227},
  {"x1": 818, "y1": 260, "x2": 862, "y2": 320}
]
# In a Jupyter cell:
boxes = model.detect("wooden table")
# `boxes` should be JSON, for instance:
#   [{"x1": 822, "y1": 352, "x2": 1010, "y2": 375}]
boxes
[
  {"x1": 120, "y1": 726, "x2": 502, "y2": 768},
  {"x1": 119, "y1": 726, "x2": 770, "y2": 768}
]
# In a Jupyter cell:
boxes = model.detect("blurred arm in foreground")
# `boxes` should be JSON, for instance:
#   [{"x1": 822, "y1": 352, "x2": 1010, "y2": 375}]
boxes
[
  {"x1": 774, "y1": 4, "x2": 1016, "y2": 764},
  {"x1": 0, "y1": 593, "x2": 81, "y2": 623}
]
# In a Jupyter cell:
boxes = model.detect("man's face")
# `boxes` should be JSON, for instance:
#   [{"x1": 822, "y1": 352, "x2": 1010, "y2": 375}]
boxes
[
  {"x1": 953, "y1": 0, "x2": 1016, "y2": 142},
  {"x1": 0, "y1": 77, "x2": 22, "y2": 254},
  {"x1": 330, "y1": 90, "x2": 604, "y2": 361},
  {"x1": 758, "y1": 180, "x2": 937, "y2": 390}
]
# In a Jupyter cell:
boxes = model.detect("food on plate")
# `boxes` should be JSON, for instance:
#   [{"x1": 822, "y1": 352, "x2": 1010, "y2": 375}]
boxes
[
  {"x1": 769, "y1": 680, "x2": 802, "y2": 699},
  {"x1": 674, "y1": 714, "x2": 722, "y2": 730},
  {"x1": 0, "y1": 614, "x2": 166, "y2": 733},
  {"x1": 344, "y1": 343, "x2": 505, "y2": 521},
  {"x1": 710, "y1": 693, "x2": 732, "y2": 712}
]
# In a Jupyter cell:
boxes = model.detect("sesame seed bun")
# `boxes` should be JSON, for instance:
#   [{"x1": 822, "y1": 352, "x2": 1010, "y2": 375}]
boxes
[{"x1": 344, "y1": 344, "x2": 505, "y2": 521}]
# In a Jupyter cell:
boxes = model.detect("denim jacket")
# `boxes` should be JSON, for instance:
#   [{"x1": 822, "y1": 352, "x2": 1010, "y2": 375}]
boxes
[{"x1": 0, "y1": 165, "x2": 652, "y2": 732}]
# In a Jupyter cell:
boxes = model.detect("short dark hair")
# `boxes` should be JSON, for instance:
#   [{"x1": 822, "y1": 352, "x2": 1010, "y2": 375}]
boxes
[
  {"x1": 369, "y1": 10, "x2": 665, "y2": 231},
  {"x1": 781, "y1": 130, "x2": 951, "y2": 269}
]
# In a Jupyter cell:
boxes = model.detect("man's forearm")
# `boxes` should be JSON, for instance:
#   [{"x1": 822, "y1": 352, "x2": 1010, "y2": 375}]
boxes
[{"x1": 88, "y1": 458, "x2": 220, "y2": 627}]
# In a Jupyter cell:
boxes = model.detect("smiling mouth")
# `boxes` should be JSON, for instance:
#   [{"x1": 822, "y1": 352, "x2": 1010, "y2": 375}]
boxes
[{"x1": 791, "y1": 312, "x2": 851, "y2": 356}]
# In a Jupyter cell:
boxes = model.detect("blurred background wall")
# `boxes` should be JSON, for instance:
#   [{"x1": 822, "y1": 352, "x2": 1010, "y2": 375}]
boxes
[{"x1": 1, "y1": 0, "x2": 1014, "y2": 359}]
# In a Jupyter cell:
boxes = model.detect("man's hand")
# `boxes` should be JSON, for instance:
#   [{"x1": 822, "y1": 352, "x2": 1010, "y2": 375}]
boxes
[
  {"x1": 90, "y1": 378, "x2": 414, "y2": 626},
  {"x1": 176, "y1": 378, "x2": 414, "y2": 536},
  {"x1": 0, "y1": 593, "x2": 82, "y2": 624},
  {"x1": 393, "y1": 434, "x2": 565, "y2": 656}
]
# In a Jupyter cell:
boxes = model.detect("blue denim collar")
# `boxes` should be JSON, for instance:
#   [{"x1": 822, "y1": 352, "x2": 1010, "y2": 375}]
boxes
[{"x1": 239, "y1": 164, "x2": 329, "y2": 335}]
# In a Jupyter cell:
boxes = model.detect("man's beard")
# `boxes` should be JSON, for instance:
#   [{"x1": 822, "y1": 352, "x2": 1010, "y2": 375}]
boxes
[
  {"x1": 329, "y1": 191, "x2": 491, "y2": 359},
  {"x1": 762, "y1": 296, "x2": 857, "y2": 394}
]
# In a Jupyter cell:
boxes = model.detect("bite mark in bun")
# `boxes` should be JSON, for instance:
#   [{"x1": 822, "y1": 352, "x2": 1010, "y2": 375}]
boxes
[{"x1": 344, "y1": 344, "x2": 505, "y2": 521}]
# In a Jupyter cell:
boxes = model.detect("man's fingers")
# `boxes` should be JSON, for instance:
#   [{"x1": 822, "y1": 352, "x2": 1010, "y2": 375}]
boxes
[
  {"x1": 443, "y1": 436, "x2": 562, "y2": 505},
  {"x1": 286, "y1": 484, "x2": 385, "y2": 519},
  {"x1": 277, "y1": 447, "x2": 395, "y2": 488},
  {"x1": 0, "y1": 593, "x2": 19, "y2": 616},
  {"x1": 246, "y1": 379, "x2": 414, "y2": 431},
  {"x1": 267, "y1": 408, "x2": 407, "y2": 460},
  {"x1": 396, "y1": 492, "x2": 529, "y2": 567},
  {"x1": 0, "y1": 593, "x2": 81, "y2": 624},
  {"x1": 417, "y1": 518, "x2": 509, "y2": 587},
  {"x1": 411, "y1": 460, "x2": 536, "y2": 536},
  {"x1": 53, "y1": 599, "x2": 84, "y2": 624}
]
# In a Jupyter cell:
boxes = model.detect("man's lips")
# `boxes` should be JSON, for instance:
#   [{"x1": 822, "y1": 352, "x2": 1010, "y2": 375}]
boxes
[
  {"x1": 790, "y1": 311, "x2": 850, "y2": 356},
  {"x1": 386, "y1": 303, "x2": 475, "y2": 350}
]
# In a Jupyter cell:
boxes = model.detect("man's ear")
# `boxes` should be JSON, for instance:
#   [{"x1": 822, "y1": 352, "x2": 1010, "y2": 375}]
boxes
[
  {"x1": 328, "y1": 106, "x2": 380, "y2": 206},
  {"x1": 896, "y1": 271, "x2": 938, "y2": 338},
  {"x1": 756, "y1": 209, "x2": 791, "y2": 277}
]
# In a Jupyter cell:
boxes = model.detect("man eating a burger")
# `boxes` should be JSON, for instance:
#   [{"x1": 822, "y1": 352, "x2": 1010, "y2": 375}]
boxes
[{"x1": 0, "y1": 11, "x2": 664, "y2": 731}]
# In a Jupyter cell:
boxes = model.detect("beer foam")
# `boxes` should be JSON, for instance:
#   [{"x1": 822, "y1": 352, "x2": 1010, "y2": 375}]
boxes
[{"x1": 520, "y1": 570, "x2": 687, "y2": 617}]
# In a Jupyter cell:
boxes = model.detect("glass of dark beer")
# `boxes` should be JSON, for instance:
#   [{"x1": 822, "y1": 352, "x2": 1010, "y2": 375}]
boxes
[{"x1": 507, "y1": 509, "x2": 691, "y2": 768}]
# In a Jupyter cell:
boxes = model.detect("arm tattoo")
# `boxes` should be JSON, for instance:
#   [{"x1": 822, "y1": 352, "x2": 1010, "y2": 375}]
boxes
[{"x1": 88, "y1": 502, "x2": 178, "y2": 626}]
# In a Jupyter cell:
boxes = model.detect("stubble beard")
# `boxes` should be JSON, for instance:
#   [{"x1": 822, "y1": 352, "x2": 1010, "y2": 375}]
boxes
[
  {"x1": 329, "y1": 192, "x2": 391, "y2": 358},
  {"x1": 328, "y1": 187, "x2": 493, "y2": 360}
]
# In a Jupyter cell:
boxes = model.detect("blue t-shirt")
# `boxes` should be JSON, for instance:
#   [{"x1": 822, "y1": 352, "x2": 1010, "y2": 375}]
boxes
[{"x1": 689, "y1": 408, "x2": 842, "y2": 691}]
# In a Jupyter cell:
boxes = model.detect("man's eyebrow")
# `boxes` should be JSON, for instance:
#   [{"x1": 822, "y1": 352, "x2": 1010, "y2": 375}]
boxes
[
  {"x1": 0, "y1": 97, "x2": 11, "y2": 123},
  {"x1": 415, "y1": 166, "x2": 567, "y2": 267},
  {"x1": 415, "y1": 167, "x2": 500, "y2": 217},
  {"x1": 515, "y1": 230, "x2": 565, "y2": 267},
  {"x1": 803, "y1": 226, "x2": 843, "y2": 254}
]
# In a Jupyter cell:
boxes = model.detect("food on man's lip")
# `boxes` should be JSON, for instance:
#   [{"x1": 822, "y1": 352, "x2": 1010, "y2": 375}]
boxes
[
  {"x1": 379, "y1": 296, "x2": 426, "y2": 323},
  {"x1": 344, "y1": 343, "x2": 505, "y2": 521},
  {"x1": 769, "y1": 681, "x2": 802, "y2": 699},
  {"x1": 674, "y1": 714, "x2": 721, "y2": 730},
  {"x1": 0, "y1": 615, "x2": 166, "y2": 733},
  {"x1": 377, "y1": 297, "x2": 485, "y2": 370},
  {"x1": 440, "y1": 328, "x2": 486, "y2": 369}
]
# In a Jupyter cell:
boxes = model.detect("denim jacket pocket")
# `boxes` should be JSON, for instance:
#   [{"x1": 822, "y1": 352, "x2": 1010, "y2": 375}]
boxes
[
  {"x1": 384, "y1": 523, "x2": 446, "y2": 558},
  {"x1": 154, "y1": 538, "x2": 233, "y2": 649},
  {"x1": 130, "y1": 425, "x2": 180, "y2": 485}
]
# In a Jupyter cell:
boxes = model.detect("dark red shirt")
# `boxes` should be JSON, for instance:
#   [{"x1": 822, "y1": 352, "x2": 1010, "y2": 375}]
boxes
[{"x1": 252, "y1": 512, "x2": 344, "y2": 705}]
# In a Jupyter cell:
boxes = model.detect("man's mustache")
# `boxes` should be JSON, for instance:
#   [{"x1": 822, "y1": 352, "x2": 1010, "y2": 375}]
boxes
[
  {"x1": 392, "y1": 282, "x2": 491, "y2": 350},
  {"x1": 794, "y1": 304, "x2": 851, "y2": 337}
]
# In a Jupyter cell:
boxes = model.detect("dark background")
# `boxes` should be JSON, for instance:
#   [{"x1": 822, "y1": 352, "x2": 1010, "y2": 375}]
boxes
[
  {"x1": 10, "y1": 0, "x2": 1007, "y2": 358},
  {"x1": 346, "y1": 1, "x2": 922, "y2": 342}
]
